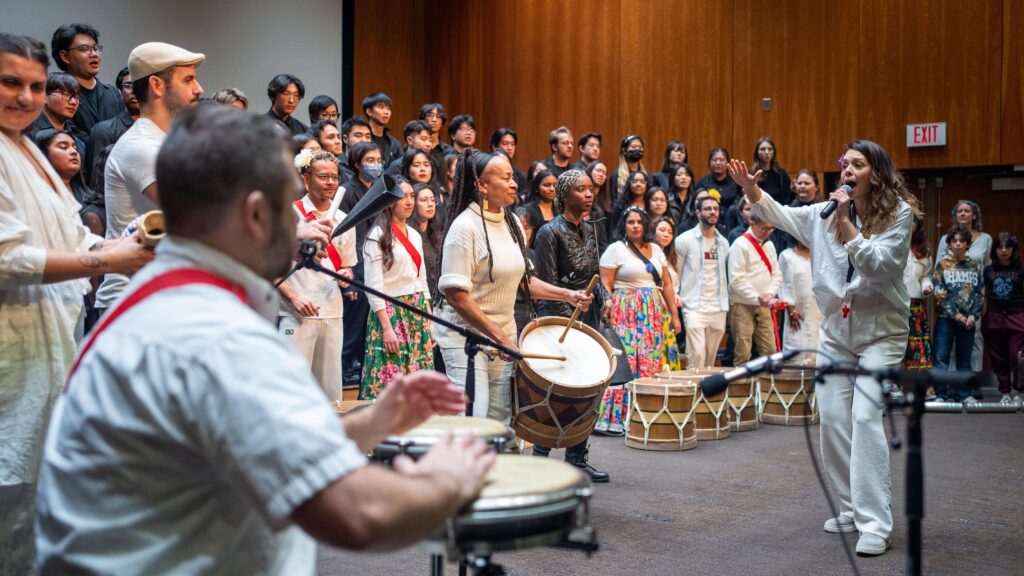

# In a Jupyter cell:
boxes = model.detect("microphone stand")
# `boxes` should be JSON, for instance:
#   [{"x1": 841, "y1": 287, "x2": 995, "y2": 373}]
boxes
[{"x1": 814, "y1": 363, "x2": 950, "y2": 576}]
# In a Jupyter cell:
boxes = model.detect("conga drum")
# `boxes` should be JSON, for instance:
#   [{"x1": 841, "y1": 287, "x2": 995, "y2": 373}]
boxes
[
  {"x1": 759, "y1": 365, "x2": 819, "y2": 425},
  {"x1": 425, "y1": 455, "x2": 595, "y2": 557},
  {"x1": 625, "y1": 378, "x2": 698, "y2": 451},
  {"x1": 672, "y1": 369, "x2": 731, "y2": 440},
  {"x1": 373, "y1": 415, "x2": 513, "y2": 462},
  {"x1": 514, "y1": 317, "x2": 616, "y2": 449}
]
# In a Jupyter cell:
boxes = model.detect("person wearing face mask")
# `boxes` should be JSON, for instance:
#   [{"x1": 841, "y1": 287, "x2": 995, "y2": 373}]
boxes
[
  {"x1": 730, "y1": 140, "x2": 921, "y2": 557},
  {"x1": 339, "y1": 142, "x2": 386, "y2": 383},
  {"x1": 278, "y1": 150, "x2": 357, "y2": 401},
  {"x1": 611, "y1": 134, "x2": 647, "y2": 203}
]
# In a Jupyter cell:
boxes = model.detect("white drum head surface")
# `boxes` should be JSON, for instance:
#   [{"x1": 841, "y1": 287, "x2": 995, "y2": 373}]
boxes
[
  {"x1": 520, "y1": 324, "x2": 611, "y2": 387},
  {"x1": 397, "y1": 415, "x2": 507, "y2": 439},
  {"x1": 479, "y1": 455, "x2": 582, "y2": 499}
]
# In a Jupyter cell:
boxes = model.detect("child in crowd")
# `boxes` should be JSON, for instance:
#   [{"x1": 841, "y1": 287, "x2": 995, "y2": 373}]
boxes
[
  {"x1": 982, "y1": 232, "x2": 1024, "y2": 404},
  {"x1": 932, "y1": 228, "x2": 984, "y2": 402}
]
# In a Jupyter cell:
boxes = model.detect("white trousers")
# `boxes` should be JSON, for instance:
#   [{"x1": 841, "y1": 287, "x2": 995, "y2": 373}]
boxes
[
  {"x1": 279, "y1": 316, "x2": 343, "y2": 401},
  {"x1": 441, "y1": 347, "x2": 514, "y2": 422},
  {"x1": 683, "y1": 310, "x2": 727, "y2": 368},
  {"x1": 817, "y1": 333, "x2": 901, "y2": 539}
]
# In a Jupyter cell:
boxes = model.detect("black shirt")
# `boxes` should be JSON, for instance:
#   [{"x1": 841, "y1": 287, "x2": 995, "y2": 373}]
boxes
[
  {"x1": 757, "y1": 168, "x2": 793, "y2": 206},
  {"x1": 695, "y1": 173, "x2": 740, "y2": 210},
  {"x1": 371, "y1": 129, "x2": 403, "y2": 166},
  {"x1": 72, "y1": 80, "x2": 124, "y2": 140},
  {"x1": 338, "y1": 177, "x2": 373, "y2": 278},
  {"x1": 85, "y1": 110, "x2": 135, "y2": 188},
  {"x1": 984, "y1": 264, "x2": 1024, "y2": 310},
  {"x1": 544, "y1": 156, "x2": 572, "y2": 179},
  {"x1": 533, "y1": 215, "x2": 605, "y2": 327},
  {"x1": 265, "y1": 109, "x2": 308, "y2": 136}
]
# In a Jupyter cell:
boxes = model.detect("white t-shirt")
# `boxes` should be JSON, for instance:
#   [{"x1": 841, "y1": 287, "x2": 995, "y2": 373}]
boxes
[
  {"x1": 699, "y1": 236, "x2": 721, "y2": 311},
  {"x1": 36, "y1": 237, "x2": 368, "y2": 575},
  {"x1": 279, "y1": 196, "x2": 358, "y2": 320},
  {"x1": 363, "y1": 223, "x2": 430, "y2": 312},
  {"x1": 96, "y1": 117, "x2": 164, "y2": 308},
  {"x1": 599, "y1": 241, "x2": 666, "y2": 289}
]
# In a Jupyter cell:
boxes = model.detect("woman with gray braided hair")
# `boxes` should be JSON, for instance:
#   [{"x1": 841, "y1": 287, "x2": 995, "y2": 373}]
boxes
[
  {"x1": 529, "y1": 169, "x2": 610, "y2": 481},
  {"x1": 434, "y1": 149, "x2": 594, "y2": 421}
]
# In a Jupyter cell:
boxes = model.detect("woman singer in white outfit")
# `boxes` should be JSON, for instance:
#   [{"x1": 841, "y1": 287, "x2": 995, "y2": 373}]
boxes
[{"x1": 729, "y1": 140, "x2": 919, "y2": 557}]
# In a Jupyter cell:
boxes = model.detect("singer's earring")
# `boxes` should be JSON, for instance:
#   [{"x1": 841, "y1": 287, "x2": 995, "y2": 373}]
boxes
[{"x1": 482, "y1": 194, "x2": 489, "y2": 211}]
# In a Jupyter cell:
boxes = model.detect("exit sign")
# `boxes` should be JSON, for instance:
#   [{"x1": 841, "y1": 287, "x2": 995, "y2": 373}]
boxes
[{"x1": 907, "y1": 122, "x2": 947, "y2": 148}]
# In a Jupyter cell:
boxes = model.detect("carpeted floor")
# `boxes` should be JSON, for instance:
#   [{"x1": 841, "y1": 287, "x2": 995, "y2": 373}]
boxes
[{"x1": 318, "y1": 410, "x2": 1024, "y2": 576}]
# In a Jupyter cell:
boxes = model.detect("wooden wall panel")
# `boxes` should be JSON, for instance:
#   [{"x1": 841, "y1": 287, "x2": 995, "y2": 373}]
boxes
[
  {"x1": 1002, "y1": 0, "x2": 1024, "y2": 164},
  {"x1": 733, "y1": 0, "x2": 831, "y2": 174},
  {"x1": 351, "y1": 0, "x2": 426, "y2": 126},
  {"x1": 620, "y1": 0, "x2": 734, "y2": 179},
  {"x1": 859, "y1": 0, "x2": 1002, "y2": 169},
  {"x1": 822, "y1": 0, "x2": 860, "y2": 171}
]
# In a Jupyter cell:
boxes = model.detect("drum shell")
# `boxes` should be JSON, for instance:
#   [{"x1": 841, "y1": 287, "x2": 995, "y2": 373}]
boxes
[
  {"x1": 373, "y1": 416, "x2": 513, "y2": 462},
  {"x1": 758, "y1": 368, "x2": 819, "y2": 425},
  {"x1": 675, "y1": 368, "x2": 732, "y2": 440},
  {"x1": 625, "y1": 379, "x2": 697, "y2": 451},
  {"x1": 513, "y1": 317, "x2": 615, "y2": 449}
]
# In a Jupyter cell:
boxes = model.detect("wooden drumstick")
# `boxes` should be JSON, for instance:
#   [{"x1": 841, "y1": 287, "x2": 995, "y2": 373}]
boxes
[
  {"x1": 520, "y1": 352, "x2": 568, "y2": 361},
  {"x1": 558, "y1": 274, "x2": 600, "y2": 343}
]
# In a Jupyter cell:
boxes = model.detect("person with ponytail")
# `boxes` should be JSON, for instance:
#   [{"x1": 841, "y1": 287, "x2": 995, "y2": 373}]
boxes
[
  {"x1": 610, "y1": 134, "x2": 646, "y2": 203},
  {"x1": 434, "y1": 149, "x2": 593, "y2": 421},
  {"x1": 360, "y1": 177, "x2": 434, "y2": 400},
  {"x1": 730, "y1": 140, "x2": 921, "y2": 557}
]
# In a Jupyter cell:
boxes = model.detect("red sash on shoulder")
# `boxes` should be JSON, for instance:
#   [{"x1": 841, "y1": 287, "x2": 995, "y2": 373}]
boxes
[
  {"x1": 392, "y1": 223, "x2": 422, "y2": 272},
  {"x1": 742, "y1": 232, "x2": 773, "y2": 275},
  {"x1": 293, "y1": 200, "x2": 343, "y2": 271},
  {"x1": 67, "y1": 268, "x2": 246, "y2": 386}
]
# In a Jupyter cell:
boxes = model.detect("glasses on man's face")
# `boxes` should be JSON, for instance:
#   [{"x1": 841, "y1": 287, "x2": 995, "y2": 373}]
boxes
[
  {"x1": 314, "y1": 173, "x2": 340, "y2": 182},
  {"x1": 458, "y1": 127, "x2": 476, "y2": 135},
  {"x1": 54, "y1": 90, "x2": 80, "y2": 102},
  {"x1": 320, "y1": 113, "x2": 339, "y2": 121},
  {"x1": 70, "y1": 44, "x2": 103, "y2": 55},
  {"x1": 425, "y1": 112, "x2": 442, "y2": 120},
  {"x1": 121, "y1": 82, "x2": 134, "y2": 92}
]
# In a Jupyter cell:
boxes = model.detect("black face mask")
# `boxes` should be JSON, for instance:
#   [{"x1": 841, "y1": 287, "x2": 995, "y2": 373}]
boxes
[{"x1": 624, "y1": 149, "x2": 644, "y2": 162}]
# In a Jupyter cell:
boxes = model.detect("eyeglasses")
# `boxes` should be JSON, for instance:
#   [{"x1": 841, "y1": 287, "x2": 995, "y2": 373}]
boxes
[
  {"x1": 320, "y1": 113, "x2": 339, "y2": 121},
  {"x1": 69, "y1": 44, "x2": 103, "y2": 55},
  {"x1": 457, "y1": 127, "x2": 476, "y2": 135},
  {"x1": 424, "y1": 112, "x2": 442, "y2": 120},
  {"x1": 53, "y1": 90, "x2": 79, "y2": 102},
  {"x1": 314, "y1": 173, "x2": 340, "y2": 182},
  {"x1": 121, "y1": 82, "x2": 134, "y2": 91}
]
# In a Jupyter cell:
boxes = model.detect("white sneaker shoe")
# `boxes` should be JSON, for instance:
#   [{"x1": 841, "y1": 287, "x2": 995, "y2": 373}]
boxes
[
  {"x1": 823, "y1": 515, "x2": 856, "y2": 533},
  {"x1": 964, "y1": 396, "x2": 979, "y2": 406},
  {"x1": 1001, "y1": 394, "x2": 1014, "y2": 405},
  {"x1": 856, "y1": 532, "x2": 891, "y2": 556}
]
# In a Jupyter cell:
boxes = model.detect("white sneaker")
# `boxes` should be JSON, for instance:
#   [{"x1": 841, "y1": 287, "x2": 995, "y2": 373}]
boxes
[
  {"x1": 856, "y1": 532, "x2": 891, "y2": 556},
  {"x1": 963, "y1": 396, "x2": 979, "y2": 406},
  {"x1": 823, "y1": 515, "x2": 856, "y2": 533},
  {"x1": 1001, "y1": 394, "x2": 1014, "y2": 405}
]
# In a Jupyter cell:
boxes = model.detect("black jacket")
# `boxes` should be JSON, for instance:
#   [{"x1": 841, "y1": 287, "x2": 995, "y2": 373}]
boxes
[
  {"x1": 86, "y1": 110, "x2": 135, "y2": 188},
  {"x1": 533, "y1": 214, "x2": 606, "y2": 327}
]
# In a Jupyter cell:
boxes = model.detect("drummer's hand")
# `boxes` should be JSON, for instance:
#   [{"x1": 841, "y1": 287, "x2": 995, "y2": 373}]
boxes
[
  {"x1": 382, "y1": 326, "x2": 400, "y2": 354},
  {"x1": 394, "y1": 433, "x2": 496, "y2": 506},
  {"x1": 496, "y1": 337, "x2": 520, "y2": 362},
  {"x1": 567, "y1": 289, "x2": 594, "y2": 312},
  {"x1": 374, "y1": 371, "x2": 468, "y2": 435}
]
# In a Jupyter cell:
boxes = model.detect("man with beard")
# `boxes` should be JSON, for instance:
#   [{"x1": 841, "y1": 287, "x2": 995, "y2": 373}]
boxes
[
  {"x1": 86, "y1": 67, "x2": 139, "y2": 187},
  {"x1": 277, "y1": 150, "x2": 356, "y2": 401},
  {"x1": 50, "y1": 23, "x2": 124, "y2": 139},
  {"x1": 95, "y1": 42, "x2": 205, "y2": 314},
  {"x1": 539, "y1": 126, "x2": 574, "y2": 179},
  {"x1": 530, "y1": 169, "x2": 610, "y2": 482},
  {"x1": 673, "y1": 195, "x2": 731, "y2": 368},
  {"x1": 35, "y1": 106, "x2": 494, "y2": 574}
]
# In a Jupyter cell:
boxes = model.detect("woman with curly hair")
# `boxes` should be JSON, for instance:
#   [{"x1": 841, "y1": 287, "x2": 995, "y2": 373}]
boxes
[{"x1": 730, "y1": 140, "x2": 921, "y2": 557}]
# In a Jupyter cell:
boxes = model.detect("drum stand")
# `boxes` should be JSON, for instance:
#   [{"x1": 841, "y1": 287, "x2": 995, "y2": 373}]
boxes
[
  {"x1": 293, "y1": 242, "x2": 524, "y2": 576},
  {"x1": 816, "y1": 363, "x2": 979, "y2": 576}
]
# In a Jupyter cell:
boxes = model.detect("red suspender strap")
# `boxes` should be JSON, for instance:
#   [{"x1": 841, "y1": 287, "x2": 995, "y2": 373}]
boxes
[
  {"x1": 391, "y1": 223, "x2": 422, "y2": 272},
  {"x1": 742, "y1": 232, "x2": 773, "y2": 276},
  {"x1": 294, "y1": 200, "x2": 343, "y2": 271},
  {"x1": 67, "y1": 268, "x2": 246, "y2": 385}
]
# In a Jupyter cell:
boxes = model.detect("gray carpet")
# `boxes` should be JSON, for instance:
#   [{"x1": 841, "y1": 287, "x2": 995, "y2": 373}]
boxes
[{"x1": 318, "y1": 411, "x2": 1024, "y2": 575}]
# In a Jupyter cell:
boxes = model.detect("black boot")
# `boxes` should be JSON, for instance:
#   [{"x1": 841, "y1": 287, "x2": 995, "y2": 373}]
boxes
[
  {"x1": 531, "y1": 445, "x2": 551, "y2": 457},
  {"x1": 565, "y1": 443, "x2": 609, "y2": 483}
]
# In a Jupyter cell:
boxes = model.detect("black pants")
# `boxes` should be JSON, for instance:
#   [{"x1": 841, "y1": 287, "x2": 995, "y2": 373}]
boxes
[
  {"x1": 341, "y1": 287, "x2": 369, "y2": 375},
  {"x1": 532, "y1": 440, "x2": 588, "y2": 459}
]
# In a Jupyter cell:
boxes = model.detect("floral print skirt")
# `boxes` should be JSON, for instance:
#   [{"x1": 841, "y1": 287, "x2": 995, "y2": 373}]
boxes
[
  {"x1": 597, "y1": 287, "x2": 673, "y2": 427},
  {"x1": 902, "y1": 298, "x2": 933, "y2": 369},
  {"x1": 360, "y1": 292, "x2": 434, "y2": 400}
]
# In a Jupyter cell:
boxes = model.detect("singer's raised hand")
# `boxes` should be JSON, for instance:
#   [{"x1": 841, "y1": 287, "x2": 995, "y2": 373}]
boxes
[{"x1": 727, "y1": 159, "x2": 762, "y2": 201}]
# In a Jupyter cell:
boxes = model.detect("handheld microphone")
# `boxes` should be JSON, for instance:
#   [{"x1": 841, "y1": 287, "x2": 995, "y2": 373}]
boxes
[
  {"x1": 700, "y1": 349, "x2": 803, "y2": 397},
  {"x1": 819, "y1": 184, "x2": 853, "y2": 220}
]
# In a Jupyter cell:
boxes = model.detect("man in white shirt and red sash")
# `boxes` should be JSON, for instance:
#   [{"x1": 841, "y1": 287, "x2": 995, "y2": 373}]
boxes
[
  {"x1": 35, "y1": 106, "x2": 494, "y2": 574},
  {"x1": 278, "y1": 150, "x2": 356, "y2": 400},
  {"x1": 727, "y1": 212, "x2": 782, "y2": 365}
]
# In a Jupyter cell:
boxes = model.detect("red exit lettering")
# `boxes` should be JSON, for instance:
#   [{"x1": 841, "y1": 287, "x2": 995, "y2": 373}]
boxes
[{"x1": 914, "y1": 125, "x2": 936, "y2": 144}]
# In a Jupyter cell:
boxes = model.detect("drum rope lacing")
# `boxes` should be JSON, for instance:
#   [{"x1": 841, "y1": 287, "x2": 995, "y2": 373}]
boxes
[
  {"x1": 761, "y1": 371, "x2": 818, "y2": 425},
  {"x1": 629, "y1": 383, "x2": 696, "y2": 449}
]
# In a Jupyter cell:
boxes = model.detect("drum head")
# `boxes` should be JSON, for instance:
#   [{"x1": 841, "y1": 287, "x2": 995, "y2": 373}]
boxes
[
  {"x1": 519, "y1": 318, "x2": 612, "y2": 388},
  {"x1": 473, "y1": 455, "x2": 584, "y2": 507},
  {"x1": 387, "y1": 415, "x2": 508, "y2": 442}
]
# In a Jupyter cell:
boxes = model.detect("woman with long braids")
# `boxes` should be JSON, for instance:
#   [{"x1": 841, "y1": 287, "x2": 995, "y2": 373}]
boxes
[
  {"x1": 434, "y1": 148, "x2": 593, "y2": 421},
  {"x1": 360, "y1": 178, "x2": 434, "y2": 400},
  {"x1": 729, "y1": 140, "x2": 921, "y2": 557}
]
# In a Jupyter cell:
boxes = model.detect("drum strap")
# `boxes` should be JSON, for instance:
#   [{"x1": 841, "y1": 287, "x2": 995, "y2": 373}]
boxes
[{"x1": 67, "y1": 268, "x2": 247, "y2": 387}]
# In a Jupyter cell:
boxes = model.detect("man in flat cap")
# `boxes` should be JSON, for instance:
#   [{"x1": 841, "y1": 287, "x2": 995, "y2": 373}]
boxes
[{"x1": 94, "y1": 42, "x2": 205, "y2": 315}]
